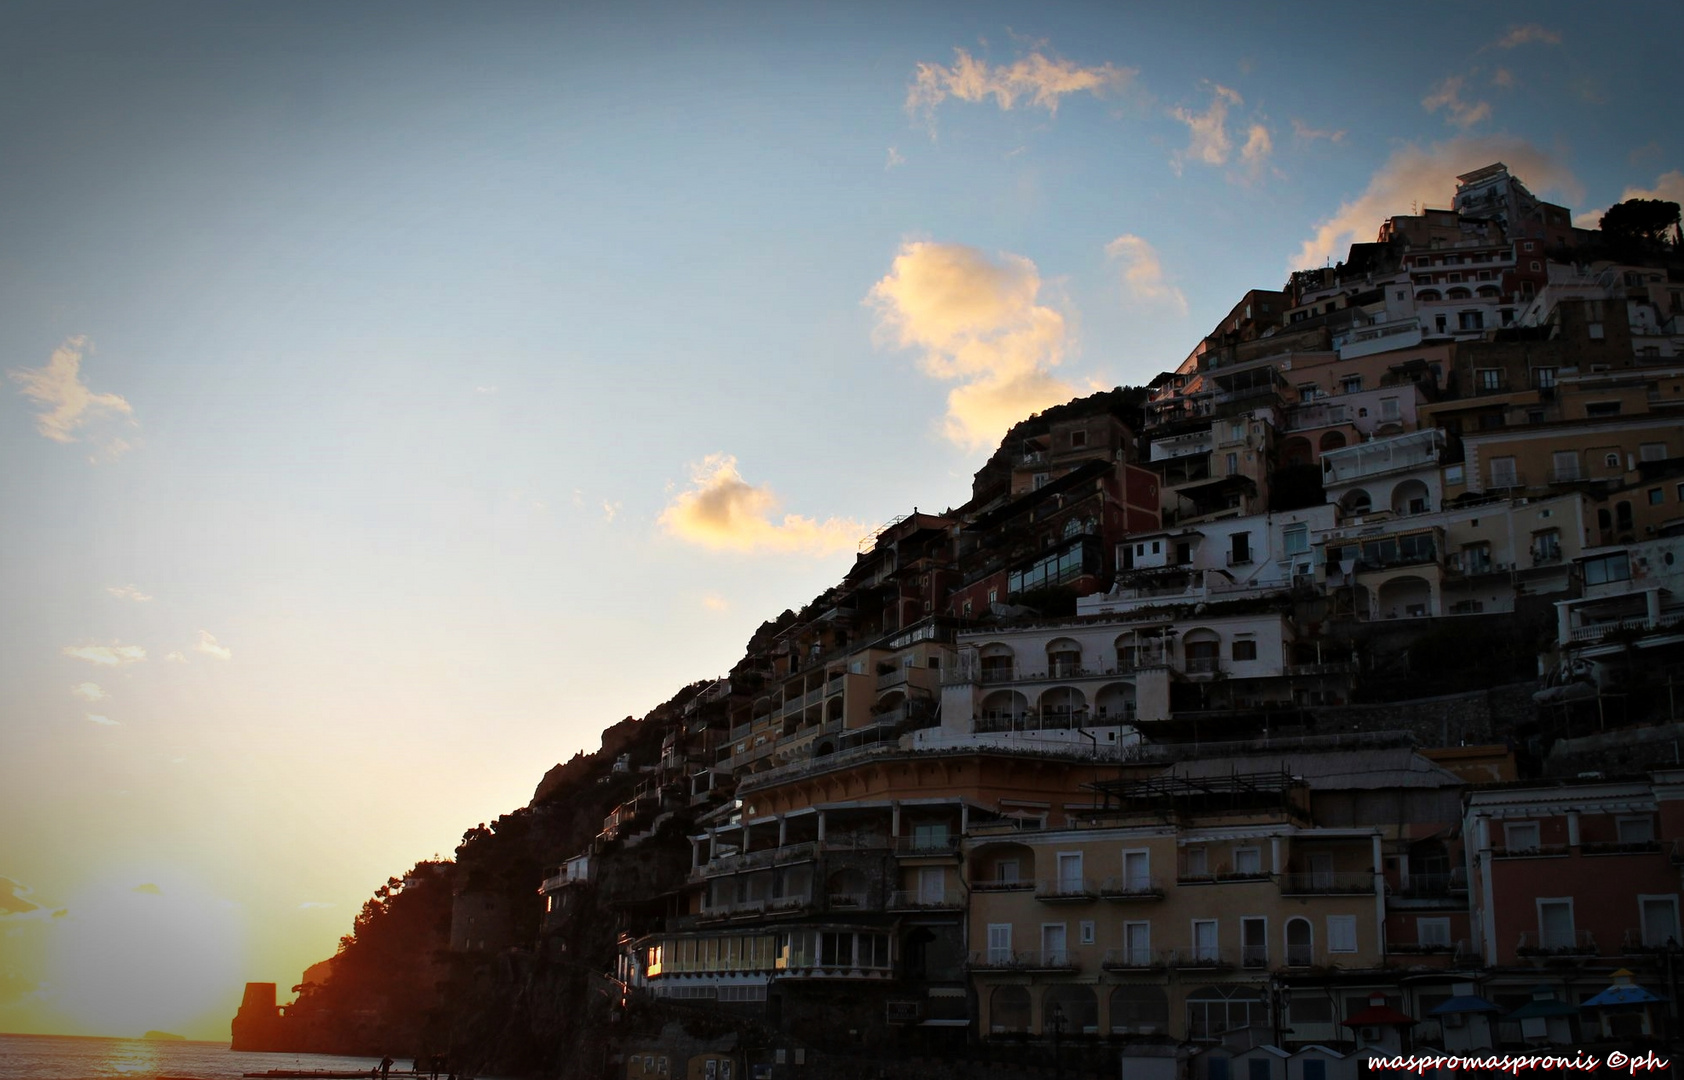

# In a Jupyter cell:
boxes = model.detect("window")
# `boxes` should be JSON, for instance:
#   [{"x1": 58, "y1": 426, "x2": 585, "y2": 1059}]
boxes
[
  {"x1": 1292, "y1": 997, "x2": 1332, "y2": 1025},
  {"x1": 1583, "y1": 553, "x2": 1631, "y2": 585},
  {"x1": 1460, "y1": 311, "x2": 1485, "y2": 331},
  {"x1": 1651, "y1": 488, "x2": 1665, "y2": 506},
  {"x1": 1230, "y1": 532, "x2": 1251, "y2": 564},
  {"x1": 918, "y1": 867, "x2": 945, "y2": 905},
  {"x1": 987, "y1": 924, "x2": 1013, "y2": 965},
  {"x1": 1057, "y1": 852, "x2": 1084, "y2": 894},
  {"x1": 1533, "y1": 530, "x2": 1561, "y2": 564},
  {"x1": 1641, "y1": 443, "x2": 1668, "y2": 462},
  {"x1": 995, "y1": 859, "x2": 1020, "y2": 884},
  {"x1": 1461, "y1": 542, "x2": 1492, "y2": 575},
  {"x1": 1123, "y1": 849, "x2": 1151, "y2": 892},
  {"x1": 1537, "y1": 898, "x2": 1574, "y2": 950},
  {"x1": 1341, "y1": 375, "x2": 1363, "y2": 394},
  {"x1": 1380, "y1": 397, "x2": 1400, "y2": 421},
  {"x1": 1285, "y1": 917, "x2": 1313, "y2": 966},
  {"x1": 1192, "y1": 919, "x2": 1219, "y2": 963},
  {"x1": 1284, "y1": 524, "x2": 1309, "y2": 556},
  {"x1": 1640, "y1": 896, "x2": 1680, "y2": 948},
  {"x1": 1417, "y1": 917, "x2": 1452, "y2": 948},
  {"x1": 1124, "y1": 921, "x2": 1152, "y2": 966},
  {"x1": 1504, "y1": 821, "x2": 1541, "y2": 852},
  {"x1": 1489, "y1": 457, "x2": 1518, "y2": 488},
  {"x1": 1326, "y1": 915, "x2": 1357, "y2": 953},
  {"x1": 1446, "y1": 463, "x2": 1465, "y2": 486},
  {"x1": 1184, "y1": 847, "x2": 1209, "y2": 878},
  {"x1": 1041, "y1": 923, "x2": 1067, "y2": 965},
  {"x1": 1533, "y1": 367, "x2": 1558, "y2": 389},
  {"x1": 1241, "y1": 917, "x2": 1268, "y2": 968},
  {"x1": 1226, "y1": 452, "x2": 1239, "y2": 475},
  {"x1": 1233, "y1": 847, "x2": 1262, "y2": 876},
  {"x1": 1232, "y1": 639, "x2": 1258, "y2": 662},
  {"x1": 1552, "y1": 450, "x2": 1581, "y2": 482},
  {"x1": 1079, "y1": 920, "x2": 1096, "y2": 945},
  {"x1": 1585, "y1": 401, "x2": 1621, "y2": 417},
  {"x1": 1070, "y1": 430, "x2": 1087, "y2": 448},
  {"x1": 1618, "y1": 817, "x2": 1656, "y2": 845}
]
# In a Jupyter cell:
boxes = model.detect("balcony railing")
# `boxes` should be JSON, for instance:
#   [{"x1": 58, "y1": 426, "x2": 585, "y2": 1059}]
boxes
[
  {"x1": 1241, "y1": 944, "x2": 1269, "y2": 968},
  {"x1": 888, "y1": 889, "x2": 962, "y2": 911},
  {"x1": 1279, "y1": 871, "x2": 1375, "y2": 895},
  {"x1": 1098, "y1": 876, "x2": 1164, "y2": 900},
  {"x1": 1035, "y1": 878, "x2": 1099, "y2": 902},
  {"x1": 969, "y1": 949, "x2": 1082, "y2": 971},
  {"x1": 1284, "y1": 944, "x2": 1313, "y2": 967},
  {"x1": 1490, "y1": 843, "x2": 1570, "y2": 859},
  {"x1": 1100, "y1": 947, "x2": 1163, "y2": 970},
  {"x1": 969, "y1": 876, "x2": 1035, "y2": 892},
  {"x1": 1517, "y1": 930, "x2": 1597, "y2": 956},
  {"x1": 893, "y1": 835, "x2": 960, "y2": 855},
  {"x1": 1581, "y1": 839, "x2": 1663, "y2": 856},
  {"x1": 1184, "y1": 657, "x2": 1225, "y2": 675},
  {"x1": 1165, "y1": 946, "x2": 1231, "y2": 970},
  {"x1": 1622, "y1": 928, "x2": 1679, "y2": 952},
  {"x1": 1394, "y1": 869, "x2": 1468, "y2": 898},
  {"x1": 826, "y1": 892, "x2": 870, "y2": 911}
]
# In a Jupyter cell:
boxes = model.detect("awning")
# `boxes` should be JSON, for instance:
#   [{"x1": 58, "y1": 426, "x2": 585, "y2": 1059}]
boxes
[
  {"x1": 1506, "y1": 999, "x2": 1578, "y2": 1020},
  {"x1": 1428, "y1": 995, "x2": 1500, "y2": 1016},
  {"x1": 1581, "y1": 985, "x2": 1663, "y2": 1008},
  {"x1": 1343, "y1": 1005, "x2": 1415, "y2": 1027}
]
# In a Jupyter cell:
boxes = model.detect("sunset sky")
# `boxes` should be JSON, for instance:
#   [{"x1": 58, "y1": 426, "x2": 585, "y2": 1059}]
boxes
[{"x1": 2, "y1": 1, "x2": 1679, "y2": 1041}]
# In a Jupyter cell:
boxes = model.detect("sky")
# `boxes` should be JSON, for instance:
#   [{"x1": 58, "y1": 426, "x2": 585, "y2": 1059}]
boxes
[{"x1": 2, "y1": 0, "x2": 1679, "y2": 1042}]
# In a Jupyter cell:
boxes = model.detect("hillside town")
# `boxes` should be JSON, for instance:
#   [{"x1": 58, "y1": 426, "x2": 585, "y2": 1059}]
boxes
[{"x1": 239, "y1": 164, "x2": 1684, "y2": 1078}]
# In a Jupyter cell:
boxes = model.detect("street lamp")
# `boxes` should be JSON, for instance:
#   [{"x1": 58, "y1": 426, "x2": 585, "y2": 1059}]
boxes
[{"x1": 1049, "y1": 1002, "x2": 1065, "y2": 1080}]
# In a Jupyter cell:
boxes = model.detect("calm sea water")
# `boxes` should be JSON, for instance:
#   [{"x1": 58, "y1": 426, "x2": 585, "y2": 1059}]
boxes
[{"x1": 0, "y1": 1033, "x2": 434, "y2": 1080}]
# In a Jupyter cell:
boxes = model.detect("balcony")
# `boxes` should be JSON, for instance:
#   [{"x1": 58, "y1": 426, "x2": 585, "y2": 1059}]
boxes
[
  {"x1": 1517, "y1": 930, "x2": 1597, "y2": 957},
  {"x1": 1284, "y1": 945, "x2": 1313, "y2": 968},
  {"x1": 826, "y1": 892, "x2": 871, "y2": 912},
  {"x1": 1240, "y1": 944, "x2": 1269, "y2": 969},
  {"x1": 1621, "y1": 928, "x2": 1678, "y2": 953},
  {"x1": 1279, "y1": 871, "x2": 1375, "y2": 895},
  {"x1": 1490, "y1": 843, "x2": 1570, "y2": 860},
  {"x1": 887, "y1": 889, "x2": 962, "y2": 912},
  {"x1": 1183, "y1": 657, "x2": 1226, "y2": 676},
  {"x1": 970, "y1": 949, "x2": 1082, "y2": 972},
  {"x1": 894, "y1": 835, "x2": 961, "y2": 856},
  {"x1": 1393, "y1": 869, "x2": 1468, "y2": 898},
  {"x1": 969, "y1": 876, "x2": 1035, "y2": 893},
  {"x1": 1098, "y1": 876, "x2": 1165, "y2": 901},
  {"x1": 1100, "y1": 947, "x2": 1163, "y2": 971},
  {"x1": 1036, "y1": 877, "x2": 1100, "y2": 902},
  {"x1": 1165, "y1": 946, "x2": 1232, "y2": 970},
  {"x1": 1581, "y1": 839, "x2": 1663, "y2": 856}
]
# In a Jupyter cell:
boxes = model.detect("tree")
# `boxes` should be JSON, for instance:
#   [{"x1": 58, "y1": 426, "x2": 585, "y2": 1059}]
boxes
[{"x1": 1599, "y1": 198, "x2": 1682, "y2": 248}]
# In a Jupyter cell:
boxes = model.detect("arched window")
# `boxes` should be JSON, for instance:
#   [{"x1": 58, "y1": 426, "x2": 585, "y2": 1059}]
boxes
[
  {"x1": 991, "y1": 986, "x2": 1031, "y2": 1033},
  {"x1": 1417, "y1": 289, "x2": 1442, "y2": 302},
  {"x1": 1046, "y1": 637, "x2": 1082, "y2": 678},
  {"x1": 1286, "y1": 917, "x2": 1313, "y2": 966},
  {"x1": 1045, "y1": 984, "x2": 1099, "y2": 1035},
  {"x1": 1111, "y1": 985, "x2": 1170, "y2": 1035},
  {"x1": 1319, "y1": 430, "x2": 1347, "y2": 453},
  {"x1": 1186, "y1": 984, "x2": 1267, "y2": 1041},
  {"x1": 1340, "y1": 488, "x2": 1372, "y2": 516}
]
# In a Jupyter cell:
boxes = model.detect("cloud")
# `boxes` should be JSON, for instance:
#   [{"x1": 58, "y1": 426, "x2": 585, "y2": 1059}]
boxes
[
  {"x1": 86, "y1": 714, "x2": 117, "y2": 726},
  {"x1": 1104, "y1": 235, "x2": 1188, "y2": 316},
  {"x1": 298, "y1": 901, "x2": 335, "y2": 910},
  {"x1": 165, "y1": 651, "x2": 187, "y2": 663},
  {"x1": 1494, "y1": 24, "x2": 1562, "y2": 49},
  {"x1": 1491, "y1": 67, "x2": 1516, "y2": 89},
  {"x1": 106, "y1": 584, "x2": 153, "y2": 603},
  {"x1": 474, "y1": 385, "x2": 498, "y2": 395},
  {"x1": 1575, "y1": 170, "x2": 1684, "y2": 228},
  {"x1": 658, "y1": 455, "x2": 866, "y2": 555},
  {"x1": 1170, "y1": 84, "x2": 1243, "y2": 171},
  {"x1": 0, "y1": 878, "x2": 39, "y2": 916},
  {"x1": 885, "y1": 146, "x2": 905, "y2": 171},
  {"x1": 8, "y1": 336, "x2": 136, "y2": 458},
  {"x1": 1291, "y1": 119, "x2": 1346, "y2": 144},
  {"x1": 1292, "y1": 137, "x2": 1583, "y2": 270},
  {"x1": 867, "y1": 240, "x2": 1079, "y2": 450},
  {"x1": 701, "y1": 593, "x2": 730, "y2": 612},
  {"x1": 71, "y1": 682, "x2": 106, "y2": 702},
  {"x1": 62, "y1": 642, "x2": 147, "y2": 666},
  {"x1": 193, "y1": 630, "x2": 231, "y2": 661},
  {"x1": 132, "y1": 883, "x2": 162, "y2": 895},
  {"x1": 907, "y1": 47, "x2": 1133, "y2": 130},
  {"x1": 1422, "y1": 76, "x2": 1491, "y2": 129},
  {"x1": 1240, "y1": 124, "x2": 1273, "y2": 175},
  {"x1": 601, "y1": 500, "x2": 621, "y2": 524}
]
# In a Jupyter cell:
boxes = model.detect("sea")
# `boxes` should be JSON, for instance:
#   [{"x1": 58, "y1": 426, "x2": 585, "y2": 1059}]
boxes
[{"x1": 0, "y1": 1033, "x2": 451, "y2": 1080}]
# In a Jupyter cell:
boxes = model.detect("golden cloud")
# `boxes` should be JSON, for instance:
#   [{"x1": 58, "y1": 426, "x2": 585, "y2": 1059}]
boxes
[
  {"x1": 8, "y1": 336, "x2": 135, "y2": 458},
  {"x1": 1575, "y1": 170, "x2": 1684, "y2": 229},
  {"x1": 62, "y1": 642, "x2": 147, "y2": 666},
  {"x1": 193, "y1": 630, "x2": 232, "y2": 661},
  {"x1": 659, "y1": 455, "x2": 866, "y2": 556},
  {"x1": 106, "y1": 584, "x2": 153, "y2": 602},
  {"x1": 1422, "y1": 75, "x2": 1491, "y2": 130},
  {"x1": 1104, "y1": 235, "x2": 1188, "y2": 316},
  {"x1": 907, "y1": 47, "x2": 1133, "y2": 129},
  {"x1": 1292, "y1": 137, "x2": 1583, "y2": 271},
  {"x1": 1169, "y1": 84, "x2": 1243, "y2": 172},
  {"x1": 868, "y1": 240, "x2": 1077, "y2": 450},
  {"x1": 1494, "y1": 24, "x2": 1562, "y2": 49},
  {"x1": 72, "y1": 682, "x2": 106, "y2": 702}
]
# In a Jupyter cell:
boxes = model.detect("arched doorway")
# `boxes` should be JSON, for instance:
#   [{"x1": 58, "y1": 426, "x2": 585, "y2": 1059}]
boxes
[
  {"x1": 990, "y1": 986, "x2": 1031, "y2": 1033},
  {"x1": 1044, "y1": 984, "x2": 1099, "y2": 1035},
  {"x1": 1110, "y1": 985, "x2": 1170, "y2": 1035}
]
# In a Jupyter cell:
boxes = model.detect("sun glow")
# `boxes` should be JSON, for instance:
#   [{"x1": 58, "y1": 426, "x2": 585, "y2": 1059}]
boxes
[{"x1": 46, "y1": 874, "x2": 246, "y2": 1038}]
